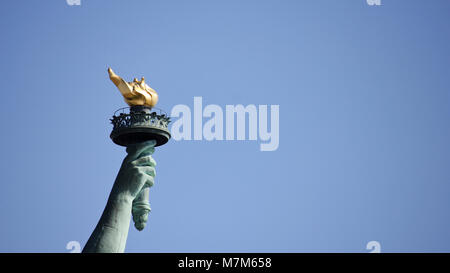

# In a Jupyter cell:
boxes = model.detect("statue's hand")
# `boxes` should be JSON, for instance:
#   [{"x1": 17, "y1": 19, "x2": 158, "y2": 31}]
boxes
[{"x1": 111, "y1": 140, "x2": 157, "y2": 201}]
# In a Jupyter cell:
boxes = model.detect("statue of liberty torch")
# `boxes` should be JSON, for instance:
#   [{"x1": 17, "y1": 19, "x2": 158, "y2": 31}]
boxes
[{"x1": 83, "y1": 68, "x2": 171, "y2": 253}]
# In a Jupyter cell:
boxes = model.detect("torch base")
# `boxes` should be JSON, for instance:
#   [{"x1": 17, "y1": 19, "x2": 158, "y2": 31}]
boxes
[
  {"x1": 110, "y1": 106, "x2": 171, "y2": 147},
  {"x1": 110, "y1": 127, "x2": 170, "y2": 147}
]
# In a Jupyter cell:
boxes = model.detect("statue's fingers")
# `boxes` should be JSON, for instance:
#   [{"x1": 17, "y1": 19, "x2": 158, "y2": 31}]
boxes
[
  {"x1": 138, "y1": 166, "x2": 156, "y2": 178},
  {"x1": 133, "y1": 166, "x2": 155, "y2": 189},
  {"x1": 125, "y1": 140, "x2": 156, "y2": 162},
  {"x1": 142, "y1": 175, "x2": 155, "y2": 189},
  {"x1": 128, "y1": 140, "x2": 156, "y2": 156},
  {"x1": 130, "y1": 155, "x2": 156, "y2": 167}
]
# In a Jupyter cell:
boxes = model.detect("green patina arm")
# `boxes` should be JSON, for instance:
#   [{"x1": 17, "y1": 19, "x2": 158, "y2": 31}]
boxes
[
  {"x1": 82, "y1": 194, "x2": 133, "y2": 253},
  {"x1": 82, "y1": 140, "x2": 156, "y2": 253}
]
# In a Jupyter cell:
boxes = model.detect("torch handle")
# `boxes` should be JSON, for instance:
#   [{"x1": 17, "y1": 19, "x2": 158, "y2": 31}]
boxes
[{"x1": 132, "y1": 187, "x2": 151, "y2": 231}]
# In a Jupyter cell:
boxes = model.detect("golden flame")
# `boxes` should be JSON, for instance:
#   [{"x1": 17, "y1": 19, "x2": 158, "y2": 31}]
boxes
[{"x1": 108, "y1": 68, "x2": 159, "y2": 107}]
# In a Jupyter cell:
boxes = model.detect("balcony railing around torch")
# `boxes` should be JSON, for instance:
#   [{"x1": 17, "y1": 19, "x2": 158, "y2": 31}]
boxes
[{"x1": 110, "y1": 107, "x2": 171, "y2": 131}]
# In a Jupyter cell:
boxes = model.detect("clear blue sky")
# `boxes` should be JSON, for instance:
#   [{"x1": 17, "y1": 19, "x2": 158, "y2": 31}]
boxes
[{"x1": 0, "y1": 0, "x2": 449, "y2": 252}]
